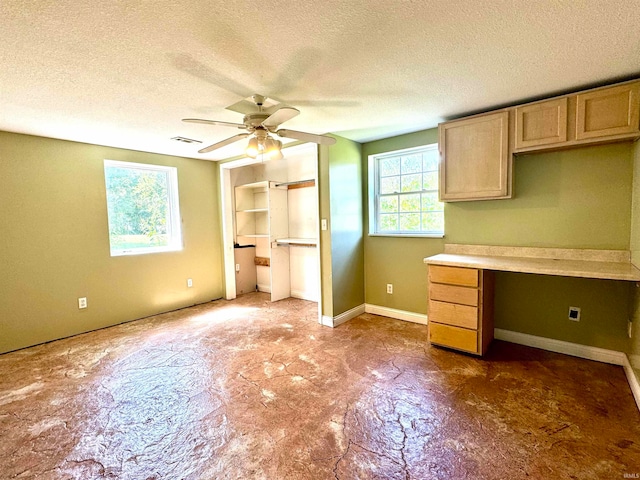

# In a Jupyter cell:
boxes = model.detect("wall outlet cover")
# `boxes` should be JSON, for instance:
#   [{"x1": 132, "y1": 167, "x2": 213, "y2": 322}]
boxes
[{"x1": 568, "y1": 306, "x2": 581, "y2": 321}]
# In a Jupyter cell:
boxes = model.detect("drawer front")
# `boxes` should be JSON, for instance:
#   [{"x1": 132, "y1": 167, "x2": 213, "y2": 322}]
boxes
[
  {"x1": 429, "y1": 300, "x2": 478, "y2": 329},
  {"x1": 429, "y1": 283, "x2": 478, "y2": 307},
  {"x1": 429, "y1": 265, "x2": 478, "y2": 287},
  {"x1": 429, "y1": 323, "x2": 479, "y2": 354}
]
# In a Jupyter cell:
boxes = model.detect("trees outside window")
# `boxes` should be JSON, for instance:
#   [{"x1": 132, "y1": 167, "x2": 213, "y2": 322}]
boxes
[
  {"x1": 369, "y1": 144, "x2": 444, "y2": 236},
  {"x1": 104, "y1": 160, "x2": 182, "y2": 256}
]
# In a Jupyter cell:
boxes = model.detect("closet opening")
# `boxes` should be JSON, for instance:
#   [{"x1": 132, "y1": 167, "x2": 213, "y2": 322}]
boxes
[{"x1": 219, "y1": 143, "x2": 322, "y2": 324}]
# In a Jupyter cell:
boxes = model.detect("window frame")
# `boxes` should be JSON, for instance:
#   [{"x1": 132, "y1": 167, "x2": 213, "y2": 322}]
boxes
[
  {"x1": 104, "y1": 160, "x2": 183, "y2": 256},
  {"x1": 368, "y1": 143, "x2": 444, "y2": 238}
]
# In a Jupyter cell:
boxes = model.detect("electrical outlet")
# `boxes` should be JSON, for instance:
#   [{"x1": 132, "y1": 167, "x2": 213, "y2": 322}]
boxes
[
  {"x1": 386, "y1": 284, "x2": 393, "y2": 294},
  {"x1": 321, "y1": 219, "x2": 328, "y2": 231},
  {"x1": 78, "y1": 297, "x2": 87, "y2": 309},
  {"x1": 568, "y1": 306, "x2": 581, "y2": 322},
  {"x1": 187, "y1": 278, "x2": 193, "y2": 288},
  {"x1": 235, "y1": 264, "x2": 240, "y2": 272},
  {"x1": 629, "y1": 320, "x2": 633, "y2": 339}
]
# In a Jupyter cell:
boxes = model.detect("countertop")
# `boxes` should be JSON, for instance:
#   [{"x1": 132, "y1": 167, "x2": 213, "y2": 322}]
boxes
[{"x1": 423, "y1": 244, "x2": 640, "y2": 282}]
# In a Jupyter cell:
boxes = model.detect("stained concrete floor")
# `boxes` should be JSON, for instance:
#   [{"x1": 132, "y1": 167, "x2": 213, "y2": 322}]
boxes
[{"x1": 1, "y1": 292, "x2": 639, "y2": 479}]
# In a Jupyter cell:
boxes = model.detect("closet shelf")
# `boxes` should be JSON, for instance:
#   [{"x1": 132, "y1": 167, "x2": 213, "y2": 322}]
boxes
[
  {"x1": 274, "y1": 179, "x2": 315, "y2": 189},
  {"x1": 238, "y1": 233, "x2": 269, "y2": 238},
  {"x1": 276, "y1": 238, "x2": 318, "y2": 246},
  {"x1": 236, "y1": 181, "x2": 269, "y2": 190},
  {"x1": 236, "y1": 208, "x2": 268, "y2": 213}
]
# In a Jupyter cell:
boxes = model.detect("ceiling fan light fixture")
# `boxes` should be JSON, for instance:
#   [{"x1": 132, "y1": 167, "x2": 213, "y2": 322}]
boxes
[
  {"x1": 184, "y1": 94, "x2": 334, "y2": 156},
  {"x1": 263, "y1": 137, "x2": 275, "y2": 151},
  {"x1": 246, "y1": 137, "x2": 260, "y2": 158},
  {"x1": 261, "y1": 137, "x2": 284, "y2": 160},
  {"x1": 268, "y1": 140, "x2": 284, "y2": 160}
]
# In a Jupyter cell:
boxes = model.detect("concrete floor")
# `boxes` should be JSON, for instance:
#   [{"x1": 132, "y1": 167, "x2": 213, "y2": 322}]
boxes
[{"x1": 1, "y1": 292, "x2": 639, "y2": 479}]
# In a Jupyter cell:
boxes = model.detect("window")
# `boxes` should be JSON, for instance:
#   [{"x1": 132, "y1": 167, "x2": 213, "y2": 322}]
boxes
[
  {"x1": 368, "y1": 144, "x2": 444, "y2": 236},
  {"x1": 104, "y1": 160, "x2": 182, "y2": 256}
]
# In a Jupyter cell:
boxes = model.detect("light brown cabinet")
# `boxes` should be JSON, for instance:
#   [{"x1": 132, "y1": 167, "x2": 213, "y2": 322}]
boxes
[
  {"x1": 428, "y1": 265, "x2": 494, "y2": 356},
  {"x1": 576, "y1": 82, "x2": 640, "y2": 140},
  {"x1": 513, "y1": 80, "x2": 640, "y2": 154},
  {"x1": 439, "y1": 80, "x2": 640, "y2": 202},
  {"x1": 515, "y1": 97, "x2": 568, "y2": 149},
  {"x1": 438, "y1": 111, "x2": 511, "y2": 202}
]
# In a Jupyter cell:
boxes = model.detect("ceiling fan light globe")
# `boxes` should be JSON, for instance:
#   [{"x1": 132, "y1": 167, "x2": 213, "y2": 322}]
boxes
[
  {"x1": 246, "y1": 137, "x2": 260, "y2": 158},
  {"x1": 263, "y1": 137, "x2": 277, "y2": 152},
  {"x1": 268, "y1": 148, "x2": 284, "y2": 161}
]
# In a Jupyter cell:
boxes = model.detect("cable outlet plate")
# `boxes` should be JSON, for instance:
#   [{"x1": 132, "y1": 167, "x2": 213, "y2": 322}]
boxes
[{"x1": 568, "y1": 306, "x2": 581, "y2": 322}]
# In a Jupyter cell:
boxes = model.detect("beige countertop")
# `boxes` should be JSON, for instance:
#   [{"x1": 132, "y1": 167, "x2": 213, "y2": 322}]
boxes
[{"x1": 423, "y1": 245, "x2": 640, "y2": 282}]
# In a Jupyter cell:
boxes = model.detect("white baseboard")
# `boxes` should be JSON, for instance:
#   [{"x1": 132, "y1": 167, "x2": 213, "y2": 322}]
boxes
[
  {"x1": 365, "y1": 304, "x2": 428, "y2": 325},
  {"x1": 623, "y1": 355, "x2": 640, "y2": 411},
  {"x1": 629, "y1": 353, "x2": 640, "y2": 370},
  {"x1": 321, "y1": 315, "x2": 334, "y2": 327},
  {"x1": 494, "y1": 328, "x2": 626, "y2": 365},
  {"x1": 495, "y1": 329, "x2": 640, "y2": 412},
  {"x1": 257, "y1": 284, "x2": 271, "y2": 293},
  {"x1": 322, "y1": 304, "x2": 366, "y2": 328},
  {"x1": 290, "y1": 289, "x2": 318, "y2": 302},
  {"x1": 333, "y1": 304, "x2": 366, "y2": 327}
]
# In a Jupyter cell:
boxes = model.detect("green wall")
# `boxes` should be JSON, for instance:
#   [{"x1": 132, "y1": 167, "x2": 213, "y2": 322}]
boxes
[
  {"x1": 0, "y1": 132, "x2": 223, "y2": 353},
  {"x1": 363, "y1": 129, "x2": 444, "y2": 313},
  {"x1": 630, "y1": 141, "x2": 640, "y2": 377},
  {"x1": 447, "y1": 144, "x2": 633, "y2": 249},
  {"x1": 319, "y1": 136, "x2": 365, "y2": 318},
  {"x1": 363, "y1": 130, "x2": 635, "y2": 351}
]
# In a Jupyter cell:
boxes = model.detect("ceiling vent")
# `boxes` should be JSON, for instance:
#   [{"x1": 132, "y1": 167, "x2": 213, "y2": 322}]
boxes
[{"x1": 171, "y1": 136, "x2": 202, "y2": 144}]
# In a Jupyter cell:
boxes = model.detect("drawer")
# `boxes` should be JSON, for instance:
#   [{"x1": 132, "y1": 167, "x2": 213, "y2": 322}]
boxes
[
  {"x1": 429, "y1": 265, "x2": 478, "y2": 287},
  {"x1": 429, "y1": 283, "x2": 478, "y2": 307},
  {"x1": 429, "y1": 323, "x2": 478, "y2": 354},
  {"x1": 429, "y1": 300, "x2": 478, "y2": 329}
]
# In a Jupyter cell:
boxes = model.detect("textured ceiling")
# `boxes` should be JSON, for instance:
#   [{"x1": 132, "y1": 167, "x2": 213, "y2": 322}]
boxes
[{"x1": 1, "y1": 0, "x2": 639, "y2": 161}]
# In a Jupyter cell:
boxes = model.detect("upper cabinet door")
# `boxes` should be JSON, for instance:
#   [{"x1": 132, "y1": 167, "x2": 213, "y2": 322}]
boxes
[
  {"x1": 515, "y1": 97, "x2": 568, "y2": 149},
  {"x1": 439, "y1": 111, "x2": 511, "y2": 202},
  {"x1": 576, "y1": 82, "x2": 640, "y2": 140}
]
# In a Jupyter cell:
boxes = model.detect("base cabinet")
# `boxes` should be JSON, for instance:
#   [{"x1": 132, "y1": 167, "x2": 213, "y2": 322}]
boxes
[{"x1": 428, "y1": 265, "x2": 494, "y2": 356}]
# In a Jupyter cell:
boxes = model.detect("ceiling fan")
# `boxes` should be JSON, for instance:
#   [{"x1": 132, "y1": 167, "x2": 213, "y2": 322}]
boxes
[{"x1": 183, "y1": 94, "x2": 336, "y2": 159}]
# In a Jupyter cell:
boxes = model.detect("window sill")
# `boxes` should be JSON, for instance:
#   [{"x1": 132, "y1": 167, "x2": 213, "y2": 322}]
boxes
[{"x1": 368, "y1": 233, "x2": 445, "y2": 239}]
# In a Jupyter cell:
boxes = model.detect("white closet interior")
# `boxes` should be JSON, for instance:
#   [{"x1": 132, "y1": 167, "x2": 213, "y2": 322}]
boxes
[{"x1": 220, "y1": 143, "x2": 320, "y2": 310}]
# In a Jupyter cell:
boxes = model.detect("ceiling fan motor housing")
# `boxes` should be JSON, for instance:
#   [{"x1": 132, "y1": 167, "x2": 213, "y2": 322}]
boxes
[{"x1": 244, "y1": 113, "x2": 271, "y2": 129}]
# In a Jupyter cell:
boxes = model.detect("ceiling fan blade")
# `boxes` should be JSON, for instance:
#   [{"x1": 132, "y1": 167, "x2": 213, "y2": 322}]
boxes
[
  {"x1": 183, "y1": 118, "x2": 247, "y2": 129},
  {"x1": 198, "y1": 133, "x2": 251, "y2": 153},
  {"x1": 262, "y1": 107, "x2": 300, "y2": 128},
  {"x1": 276, "y1": 129, "x2": 336, "y2": 146}
]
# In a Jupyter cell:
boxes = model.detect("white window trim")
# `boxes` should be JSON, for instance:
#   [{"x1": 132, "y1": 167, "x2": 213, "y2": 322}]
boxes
[
  {"x1": 368, "y1": 144, "x2": 444, "y2": 238},
  {"x1": 104, "y1": 160, "x2": 183, "y2": 256}
]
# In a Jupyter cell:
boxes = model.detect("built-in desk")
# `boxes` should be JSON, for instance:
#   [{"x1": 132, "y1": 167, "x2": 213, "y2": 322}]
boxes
[{"x1": 423, "y1": 244, "x2": 640, "y2": 355}]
